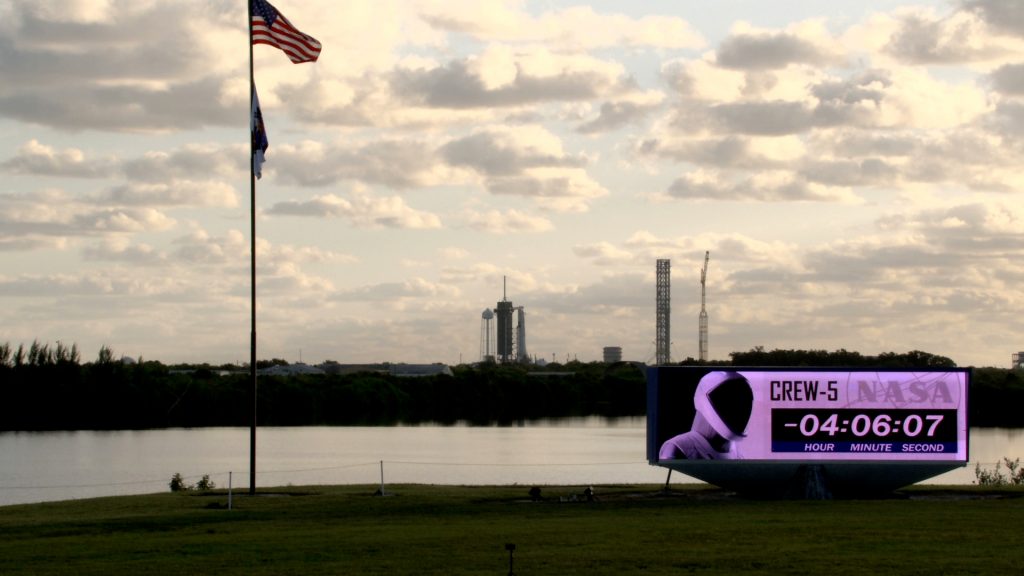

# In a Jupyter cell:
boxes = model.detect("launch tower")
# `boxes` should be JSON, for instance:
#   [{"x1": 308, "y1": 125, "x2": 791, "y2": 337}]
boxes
[{"x1": 656, "y1": 259, "x2": 671, "y2": 365}]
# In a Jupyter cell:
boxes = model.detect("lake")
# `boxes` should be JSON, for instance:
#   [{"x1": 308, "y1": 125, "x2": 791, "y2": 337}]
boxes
[{"x1": 1, "y1": 418, "x2": 1021, "y2": 506}]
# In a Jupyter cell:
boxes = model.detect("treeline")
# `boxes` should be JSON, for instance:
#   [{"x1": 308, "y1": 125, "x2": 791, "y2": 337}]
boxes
[
  {"x1": 726, "y1": 347, "x2": 957, "y2": 368},
  {"x1": 0, "y1": 343, "x2": 646, "y2": 430},
  {"x1": 2, "y1": 342, "x2": 1023, "y2": 430}
]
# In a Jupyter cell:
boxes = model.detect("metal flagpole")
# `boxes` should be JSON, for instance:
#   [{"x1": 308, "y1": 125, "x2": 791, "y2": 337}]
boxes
[{"x1": 248, "y1": 0, "x2": 258, "y2": 496}]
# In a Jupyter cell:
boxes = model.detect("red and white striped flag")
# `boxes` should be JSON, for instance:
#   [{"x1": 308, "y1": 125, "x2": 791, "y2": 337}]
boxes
[{"x1": 251, "y1": 0, "x2": 322, "y2": 64}]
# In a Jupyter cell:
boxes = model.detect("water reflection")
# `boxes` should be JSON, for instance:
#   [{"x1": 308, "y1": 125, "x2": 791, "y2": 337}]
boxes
[{"x1": 0, "y1": 421, "x2": 1019, "y2": 506}]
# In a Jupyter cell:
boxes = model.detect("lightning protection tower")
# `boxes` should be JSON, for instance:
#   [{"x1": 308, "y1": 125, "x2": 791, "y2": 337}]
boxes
[
  {"x1": 699, "y1": 251, "x2": 710, "y2": 363},
  {"x1": 656, "y1": 259, "x2": 671, "y2": 365}
]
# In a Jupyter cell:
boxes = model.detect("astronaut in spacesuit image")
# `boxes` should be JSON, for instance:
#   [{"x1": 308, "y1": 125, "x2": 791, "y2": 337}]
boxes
[{"x1": 659, "y1": 371, "x2": 754, "y2": 460}]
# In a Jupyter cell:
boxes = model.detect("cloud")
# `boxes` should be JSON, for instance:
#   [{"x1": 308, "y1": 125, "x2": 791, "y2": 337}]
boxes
[
  {"x1": 962, "y1": 0, "x2": 1024, "y2": 38},
  {"x1": 0, "y1": 2, "x2": 244, "y2": 131},
  {"x1": 2, "y1": 2, "x2": 220, "y2": 86},
  {"x1": 441, "y1": 126, "x2": 587, "y2": 175},
  {"x1": 0, "y1": 190, "x2": 177, "y2": 240},
  {"x1": 334, "y1": 277, "x2": 460, "y2": 303},
  {"x1": 989, "y1": 63, "x2": 1024, "y2": 96},
  {"x1": 0, "y1": 236, "x2": 68, "y2": 252},
  {"x1": 389, "y1": 47, "x2": 633, "y2": 109},
  {"x1": 441, "y1": 126, "x2": 607, "y2": 211},
  {"x1": 577, "y1": 92, "x2": 665, "y2": 134},
  {"x1": 266, "y1": 190, "x2": 442, "y2": 229},
  {"x1": 465, "y1": 208, "x2": 553, "y2": 234},
  {"x1": 485, "y1": 169, "x2": 608, "y2": 212},
  {"x1": 665, "y1": 170, "x2": 859, "y2": 203},
  {"x1": 716, "y1": 21, "x2": 844, "y2": 70},
  {"x1": 270, "y1": 139, "x2": 450, "y2": 188},
  {"x1": 0, "y1": 77, "x2": 237, "y2": 132},
  {"x1": 572, "y1": 242, "x2": 635, "y2": 265},
  {"x1": 571, "y1": 230, "x2": 799, "y2": 272},
  {"x1": 875, "y1": 202, "x2": 1024, "y2": 254},
  {"x1": 883, "y1": 8, "x2": 1008, "y2": 64},
  {"x1": 418, "y1": 2, "x2": 704, "y2": 50},
  {"x1": 635, "y1": 135, "x2": 784, "y2": 171},
  {"x1": 120, "y1": 144, "x2": 243, "y2": 183},
  {"x1": 98, "y1": 180, "x2": 238, "y2": 208},
  {"x1": 171, "y1": 229, "x2": 248, "y2": 267},
  {"x1": 81, "y1": 238, "x2": 165, "y2": 265},
  {"x1": 1, "y1": 140, "x2": 116, "y2": 178}
]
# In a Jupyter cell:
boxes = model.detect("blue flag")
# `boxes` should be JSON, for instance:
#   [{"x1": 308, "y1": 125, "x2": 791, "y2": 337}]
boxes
[{"x1": 251, "y1": 88, "x2": 268, "y2": 179}]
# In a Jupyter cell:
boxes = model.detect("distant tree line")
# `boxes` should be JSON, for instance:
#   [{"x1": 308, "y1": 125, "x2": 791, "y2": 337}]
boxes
[
  {"x1": 0, "y1": 341, "x2": 646, "y2": 430},
  {"x1": 1, "y1": 342, "x2": 1021, "y2": 430}
]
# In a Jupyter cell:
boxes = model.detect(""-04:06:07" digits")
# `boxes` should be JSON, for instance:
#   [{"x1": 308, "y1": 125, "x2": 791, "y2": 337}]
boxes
[{"x1": 771, "y1": 408, "x2": 957, "y2": 442}]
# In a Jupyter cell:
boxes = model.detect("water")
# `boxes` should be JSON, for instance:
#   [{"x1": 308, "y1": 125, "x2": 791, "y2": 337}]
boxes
[{"x1": 1, "y1": 419, "x2": 1021, "y2": 507}]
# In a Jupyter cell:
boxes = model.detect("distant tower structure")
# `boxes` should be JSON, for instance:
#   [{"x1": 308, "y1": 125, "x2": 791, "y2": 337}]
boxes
[
  {"x1": 480, "y1": 309, "x2": 495, "y2": 362},
  {"x1": 656, "y1": 259, "x2": 671, "y2": 365},
  {"x1": 1014, "y1": 352, "x2": 1024, "y2": 370},
  {"x1": 699, "y1": 251, "x2": 710, "y2": 363},
  {"x1": 515, "y1": 306, "x2": 527, "y2": 362},
  {"x1": 603, "y1": 346, "x2": 622, "y2": 363},
  {"x1": 494, "y1": 277, "x2": 527, "y2": 363}
]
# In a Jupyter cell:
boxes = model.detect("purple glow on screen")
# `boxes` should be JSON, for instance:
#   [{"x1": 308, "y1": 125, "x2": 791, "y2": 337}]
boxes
[{"x1": 653, "y1": 369, "x2": 968, "y2": 462}]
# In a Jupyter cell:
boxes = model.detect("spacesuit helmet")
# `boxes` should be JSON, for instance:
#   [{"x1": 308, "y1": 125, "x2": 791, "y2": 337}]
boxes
[{"x1": 693, "y1": 371, "x2": 753, "y2": 440}]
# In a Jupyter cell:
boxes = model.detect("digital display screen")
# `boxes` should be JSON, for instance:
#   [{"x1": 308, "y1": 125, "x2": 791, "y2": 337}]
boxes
[{"x1": 648, "y1": 368, "x2": 969, "y2": 462}]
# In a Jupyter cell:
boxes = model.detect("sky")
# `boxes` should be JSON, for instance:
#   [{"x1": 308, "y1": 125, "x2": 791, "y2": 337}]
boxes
[{"x1": 1, "y1": 0, "x2": 1023, "y2": 368}]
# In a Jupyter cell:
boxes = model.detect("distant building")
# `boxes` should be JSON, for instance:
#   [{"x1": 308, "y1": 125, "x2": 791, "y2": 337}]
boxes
[
  {"x1": 258, "y1": 363, "x2": 325, "y2": 376},
  {"x1": 389, "y1": 364, "x2": 453, "y2": 377},
  {"x1": 603, "y1": 346, "x2": 623, "y2": 363},
  {"x1": 1014, "y1": 352, "x2": 1024, "y2": 370},
  {"x1": 315, "y1": 362, "x2": 453, "y2": 377}
]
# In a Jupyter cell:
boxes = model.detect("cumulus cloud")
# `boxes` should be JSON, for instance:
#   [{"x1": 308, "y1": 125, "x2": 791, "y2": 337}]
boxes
[
  {"x1": 98, "y1": 181, "x2": 238, "y2": 208},
  {"x1": 0, "y1": 190, "x2": 176, "y2": 241},
  {"x1": 665, "y1": 170, "x2": 859, "y2": 203},
  {"x1": 271, "y1": 139, "x2": 451, "y2": 188},
  {"x1": 465, "y1": 208, "x2": 553, "y2": 234},
  {"x1": 717, "y1": 28, "x2": 843, "y2": 70},
  {"x1": 1, "y1": 141, "x2": 244, "y2": 210},
  {"x1": 572, "y1": 242, "x2": 635, "y2": 265},
  {"x1": 441, "y1": 126, "x2": 607, "y2": 211},
  {"x1": 82, "y1": 238, "x2": 165, "y2": 265},
  {"x1": 0, "y1": 1, "x2": 249, "y2": 132},
  {"x1": 1, "y1": 140, "x2": 116, "y2": 178},
  {"x1": 485, "y1": 169, "x2": 608, "y2": 212},
  {"x1": 266, "y1": 190, "x2": 442, "y2": 229},
  {"x1": 989, "y1": 63, "x2": 1024, "y2": 95},
  {"x1": 577, "y1": 91, "x2": 665, "y2": 134},
  {"x1": 120, "y1": 144, "x2": 243, "y2": 183},
  {"x1": 418, "y1": 2, "x2": 705, "y2": 50},
  {"x1": 962, "y1": 0, "x2": 1024, "y2": 38},
  {"x1": 441, "y1": 126, "x2": 587, "y2": 175},
  {"x1": 883, "y1": 8, "x2": 1012, "y2": 64},
  {"x1": 635, "y1": 135, "x2": 785, "y2": 171},
  {"x1": 389, "y1": 47, "x2": 633, "y2": 109},
  {"x1": 171, "y1": 229, "x2": 249, "y2": 267},
  {"x1": 334, "y1": 277, "x2": 461, "y2": 303},
  {"x1": 0, "y1": 77, "x2": 238, "y2": 132}
]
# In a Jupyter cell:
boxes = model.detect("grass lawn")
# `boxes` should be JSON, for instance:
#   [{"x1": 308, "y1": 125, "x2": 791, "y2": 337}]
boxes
[{"x1": 1, "y1": 484, "x2": 1022, "y2": 575}]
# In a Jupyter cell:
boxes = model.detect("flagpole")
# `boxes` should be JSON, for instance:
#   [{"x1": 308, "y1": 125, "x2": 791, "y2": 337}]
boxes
[{"x1": 248, "y1": 0, "x2": 258, "y2": 497}]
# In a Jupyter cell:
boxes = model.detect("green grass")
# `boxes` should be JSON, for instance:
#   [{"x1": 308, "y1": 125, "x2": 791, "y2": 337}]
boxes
[{"x1": 1, "y1": 484, "x2": 1022, "y2": 575}]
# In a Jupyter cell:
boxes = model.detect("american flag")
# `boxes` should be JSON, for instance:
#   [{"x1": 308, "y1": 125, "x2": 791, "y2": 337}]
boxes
[
  {"x1": 251, "y1": 0, "x2": 322, "y2": 64},
  {"x1": 251, "y1": 88, "x2": 268, "y2": 179}
]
